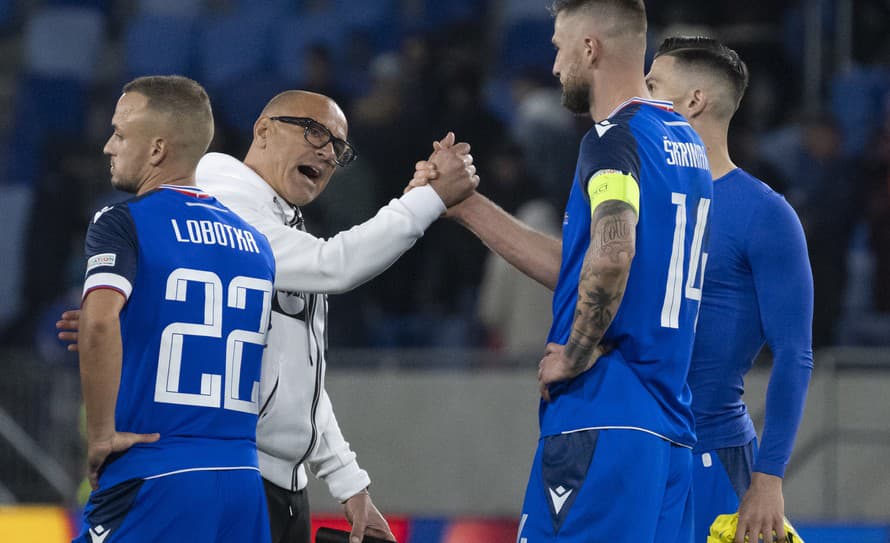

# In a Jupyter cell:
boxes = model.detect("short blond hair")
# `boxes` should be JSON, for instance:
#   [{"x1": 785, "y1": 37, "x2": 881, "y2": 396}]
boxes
[
  {"x1": 549, "y1": 0, "x2": 647, "y2": 36},
  {"x1": 122, "y1": 75, "x2": 214, "y2": 162}
]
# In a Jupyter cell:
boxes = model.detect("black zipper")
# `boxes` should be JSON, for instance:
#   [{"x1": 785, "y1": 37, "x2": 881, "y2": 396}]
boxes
[
  {"x1": 258, "y1": 377, "x2": 279, "y2": 418},
  {"x1": 291, "y1": 293, "x2": 324, "y2": 491}
]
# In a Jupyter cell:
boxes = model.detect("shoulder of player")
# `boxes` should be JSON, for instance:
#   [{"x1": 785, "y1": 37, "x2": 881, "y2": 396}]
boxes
[
  {"x1": 89, "y1": 199, "x2": 134, "y2": 226},
  {"x1": 736, "y1": 172, "x2": 804, "y2": 239},
  {"x1": 579, "y1": 120, "x2": 637, "y2": 165},
  {"x1": 730, "y1": 169, "x2": 792, "y2": 207}
]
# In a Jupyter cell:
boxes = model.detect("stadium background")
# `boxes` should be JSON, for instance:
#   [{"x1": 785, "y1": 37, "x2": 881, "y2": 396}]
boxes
[{"x1": 0, "y1": 0, "x2": 888, "y2": 541}]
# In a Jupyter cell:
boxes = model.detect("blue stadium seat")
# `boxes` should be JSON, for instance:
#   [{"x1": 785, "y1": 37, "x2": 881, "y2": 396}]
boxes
[
  {"x1": 274, "y1": 14, "x2": 345, "y2": 81},
  {"x1": 5, "y1": 76, "x2": 87, "y2": 186},
  {"x1": 0, "y1": 0, "x2": 15, "y2": 31},
  {"x1": 419, "y1": 0, "x2": 478, "y2": 27},
  {"x1": 339, "y1": 0, "x2": 401, "y2": 52},
  {"x1": 44, "y1": 0, "x2": 110, "y2": 15},
  {"x1": 498, "y1": 18, "x2": 555, "y2": 77},
  {"x1": 136, "y1": 0, "x2": 204, "y2": 17},
  {"x1": 234, "y1": 0, "x2": 294, "y2": 19},
  {"x1": 499, "y1": 0, "x2": 549, "y2": 25},
  {"x1": 214, "y1": 72, "x2": 291, "y2": 136},
  {"x1": 23, "y1": 6, "x2": 105, "y2": 82},
  {"x1": 125, "y1": 14, "x2": 195, "y2": 78},
  {"x1": 340, "y1": 0, "x2": 398, "y2": 29},
  {"x1": 196, "y1": 12, "x2": 273, "y2": 90},
  {"x1": 831, "y1": 66, "x2": 890, "y2": 157}
]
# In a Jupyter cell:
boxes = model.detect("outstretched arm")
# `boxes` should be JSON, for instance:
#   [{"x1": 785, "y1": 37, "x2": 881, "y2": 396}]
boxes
[
  {"x1": 409, "y1": 160, "x2": 562, "y2": 290},
  {"x1": 449, "y1": 193, "x2": 562, "y2": 290}
]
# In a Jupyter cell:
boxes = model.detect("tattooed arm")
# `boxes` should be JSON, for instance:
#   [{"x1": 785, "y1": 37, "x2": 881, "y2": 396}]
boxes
[
  {"x1": 538, "y1": 199, "x2": 638, "y2": 388},
  {"x1": 565, "y1": 200, "x2": 637, "y2": 370}
]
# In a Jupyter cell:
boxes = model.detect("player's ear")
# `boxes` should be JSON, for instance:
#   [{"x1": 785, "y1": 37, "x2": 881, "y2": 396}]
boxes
[
  {"x1": 584, "y1": 36, "x2": 600, "y2": 66},
  {"x1": 149, "y1": 137, "x2": 166, "y2": 166},
  {"x1": 253, "y1": 117, "x2": 271, "y2": 149},
  {"x1": 686, "y1": 88, "x2": 707, "y2": 120}
]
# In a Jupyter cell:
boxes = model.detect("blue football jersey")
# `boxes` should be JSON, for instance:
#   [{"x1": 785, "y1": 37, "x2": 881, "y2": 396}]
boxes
[
  {"x1": 542, "y1": 98, "x2": 712, "y2": 448},
  {"x1": 82, "y1": 185, "x2": 275, "y2": 489},
  {"x1": 689, "y1": 168, "x2": 813, "y2": 476}
]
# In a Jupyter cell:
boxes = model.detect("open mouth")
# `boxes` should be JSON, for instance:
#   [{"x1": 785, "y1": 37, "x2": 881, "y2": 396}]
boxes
[{"x1": 298, "y1": 165, "x2": 321, "y2": 181}]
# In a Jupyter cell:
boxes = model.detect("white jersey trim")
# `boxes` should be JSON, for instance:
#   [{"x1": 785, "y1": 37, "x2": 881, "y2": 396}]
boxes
[
  {"x1": 143, "y1": 466, "x2": 260, "y2": 480},
  {"x1": 561, "y1": 425, "x2": 694, "y2": 449},
  {"x1": 83, "y1": 273, "x2": 133, "y2": 300}
]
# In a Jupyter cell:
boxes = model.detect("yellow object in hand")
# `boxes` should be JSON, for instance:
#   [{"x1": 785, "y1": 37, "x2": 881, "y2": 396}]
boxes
[{"x1": 708, "y1": 513, "x2": 804, "y2": 543}]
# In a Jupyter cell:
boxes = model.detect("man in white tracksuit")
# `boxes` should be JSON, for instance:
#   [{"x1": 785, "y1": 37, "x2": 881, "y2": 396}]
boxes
[
  {"x1": 59, "y1": 90, "x2": 477, "y2": 543},
  {"x1": 197, "y1": 91, "x2": 477, "y2": 543}
]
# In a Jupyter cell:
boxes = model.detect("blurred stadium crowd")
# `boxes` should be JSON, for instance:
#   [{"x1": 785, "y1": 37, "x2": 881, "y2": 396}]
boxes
[{"x1": 0, "y1": 0, "x2": 889, "y2": 359}]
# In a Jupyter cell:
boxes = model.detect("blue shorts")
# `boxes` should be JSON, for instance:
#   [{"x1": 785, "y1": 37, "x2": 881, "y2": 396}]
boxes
[
  {"x1": 518, "y1": 429, "x2": 693, "y2": 543},
  {"x1": 692, "y1": 439, "x2": 756, "y2": 543},
  {"x1": 73, "y1": 468, "x2": 270, "y2": 543}
]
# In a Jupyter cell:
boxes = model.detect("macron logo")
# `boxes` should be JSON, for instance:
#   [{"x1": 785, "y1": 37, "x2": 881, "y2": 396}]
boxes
[
  {"x1": 89, "y1": 525, "x2": 110, "y2": 543},
  {"x1": 93, "y1": 206, "x2": 113, "y2": 224},
  {"x1": 548, "y1": 485, "x2": 573, "y2": 514},
  {"x1": 595, "y1": 121, "x2": 616, "y2": 138}
]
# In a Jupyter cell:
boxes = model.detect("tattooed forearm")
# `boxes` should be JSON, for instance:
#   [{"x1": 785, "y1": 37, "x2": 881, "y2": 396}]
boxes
[
  {"x1": 564, "y1": 200, "x2": 638, "y2": 371},
  {"x1": 591, "y1": 200, "x2": 637, "y2": 264}
]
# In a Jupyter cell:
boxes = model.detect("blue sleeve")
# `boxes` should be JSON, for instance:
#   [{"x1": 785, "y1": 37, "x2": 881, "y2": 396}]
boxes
[
  {"x1": 577, "y1": 122, "x2": 642, "y2": 193},
  {"x1": 747, "y1": 195, "x2": 814, "y2": 477},
  {"x1": 83, "y1": 204, "x2": 139, "y2": 302}
]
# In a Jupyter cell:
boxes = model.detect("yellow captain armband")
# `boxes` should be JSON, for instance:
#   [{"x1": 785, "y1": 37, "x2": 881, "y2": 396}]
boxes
[{"x1": 587, "y1": 170, "x2": 640, "y2": 217}]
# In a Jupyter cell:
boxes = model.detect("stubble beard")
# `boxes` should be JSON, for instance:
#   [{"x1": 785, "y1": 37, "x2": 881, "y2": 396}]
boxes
[
  {"x1": 561, "y1": 74, "x2": 591, "y2": 115},
  {"x1": 110, "y1": 172, "x2": 139, "y2": 194}
]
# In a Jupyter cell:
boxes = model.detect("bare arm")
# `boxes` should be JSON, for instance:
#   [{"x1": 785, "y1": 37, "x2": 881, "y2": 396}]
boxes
[
  {"x1": 450, "y1": 193, "x2": 562, "y2": 290},
  {"x1": 563, "y1": 200, "x2": 637, "y2": 371},
  {"x1": 79, "y1": 289, "x2": 158, "y2": 488},
  {"x1": 80, "y1": 289, "x2": 127, "y2": 447},
  {"x1": 538, "y1": 199, "x2": 637, "y2": 389}
]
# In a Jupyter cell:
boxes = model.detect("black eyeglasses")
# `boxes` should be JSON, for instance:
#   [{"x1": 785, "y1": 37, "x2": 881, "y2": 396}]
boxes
[{"x1": 269, "y1": 116, "x2": 357, "y2": 167}]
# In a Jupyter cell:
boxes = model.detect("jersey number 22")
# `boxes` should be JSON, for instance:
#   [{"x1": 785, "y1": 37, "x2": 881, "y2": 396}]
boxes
[{"x1": 155, "y1": 267, "x2": 273, "y2": 414}]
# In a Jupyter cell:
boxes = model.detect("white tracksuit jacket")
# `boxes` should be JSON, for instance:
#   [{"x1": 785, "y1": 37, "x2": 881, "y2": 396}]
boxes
[{"x1": 196, "y1": 152, "x2": 445, "y2": 501}]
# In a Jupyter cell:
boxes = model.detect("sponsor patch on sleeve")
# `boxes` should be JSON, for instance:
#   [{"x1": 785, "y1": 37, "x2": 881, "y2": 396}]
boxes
[{"x1": 86, "y1": 253, "x2": 117, "y2": 273}]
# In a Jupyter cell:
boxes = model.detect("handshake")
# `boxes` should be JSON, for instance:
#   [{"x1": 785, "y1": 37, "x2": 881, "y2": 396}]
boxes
[{"x1": 404, "y1": 132, "x2": 480, "y2": 211}]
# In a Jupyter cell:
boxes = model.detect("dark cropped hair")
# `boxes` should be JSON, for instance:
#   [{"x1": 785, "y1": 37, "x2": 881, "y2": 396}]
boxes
[
  {"x1": 655, "y1": 36, "x2": 749, "y2": 112},
  {"x1": 548, "y1": 0, "x2": 646, "y2": 35},
  {"x1": 122, "y1": 75, "x2": 214, "y2": 160}
]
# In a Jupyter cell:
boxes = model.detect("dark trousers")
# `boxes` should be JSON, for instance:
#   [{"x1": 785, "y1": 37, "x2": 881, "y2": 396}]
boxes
[{"x1": 264, "y1": 478, "x2": 311, "y2": 543}]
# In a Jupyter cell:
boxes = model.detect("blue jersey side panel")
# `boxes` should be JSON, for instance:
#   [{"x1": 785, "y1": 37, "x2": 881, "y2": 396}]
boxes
[
  {"x1": 543, "y1": 102, "x2": 712, "y2": 447},
  {"x1": 83, "y1": 187, "x2": 275, "y2": 488}
]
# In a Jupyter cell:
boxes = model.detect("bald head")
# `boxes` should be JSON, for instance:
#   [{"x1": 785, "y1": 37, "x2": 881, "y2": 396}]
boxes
[{"x1": 260, "y1": 90, "x2": 347, "y2": 132}]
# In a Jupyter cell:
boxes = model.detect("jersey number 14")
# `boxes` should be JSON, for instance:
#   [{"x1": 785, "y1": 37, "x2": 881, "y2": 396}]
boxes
[{"x1": 661, "y1": 193, "x2": 710, "y2": 329}]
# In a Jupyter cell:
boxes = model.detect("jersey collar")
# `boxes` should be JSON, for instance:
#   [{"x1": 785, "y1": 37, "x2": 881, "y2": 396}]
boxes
[
  {"x1": 607, "y1": 97, "x2": 674, "y2": 119},
  {"x1": 159, "y1": 184, "x2": 211, "y2": 198}
]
